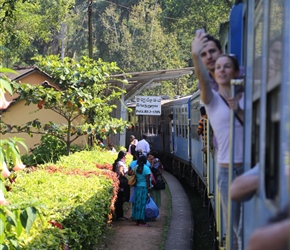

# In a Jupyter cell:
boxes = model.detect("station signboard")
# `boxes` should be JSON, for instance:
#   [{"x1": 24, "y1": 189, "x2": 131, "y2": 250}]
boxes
[{"x1": 135, "y1": 96, "x2": 161, "y2": 116}]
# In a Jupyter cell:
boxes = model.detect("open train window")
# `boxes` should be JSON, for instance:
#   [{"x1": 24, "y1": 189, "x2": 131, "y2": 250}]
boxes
[
  {"x1": 265, "y1": 88, "x2": 280, "y2": 199},
  {"x1": 264, "y1": 0, "x2": 283, "y2": 200},
  {"x1": 252, "y1": 101, "x2": 260, "y2": 165}
]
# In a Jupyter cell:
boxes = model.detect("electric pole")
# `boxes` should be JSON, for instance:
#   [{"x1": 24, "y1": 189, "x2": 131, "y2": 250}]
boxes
[{"x1": 88, "y1": 0, "x2": 93, "y2": 58}]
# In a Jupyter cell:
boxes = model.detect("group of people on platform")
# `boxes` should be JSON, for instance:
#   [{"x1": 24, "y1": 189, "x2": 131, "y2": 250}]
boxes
[
  {"x1": 192, "y1": 30, "x2": 288, "y2": 250},
  {"x1": 112, "y1": 135, "x2": 164, "y2": 227}
]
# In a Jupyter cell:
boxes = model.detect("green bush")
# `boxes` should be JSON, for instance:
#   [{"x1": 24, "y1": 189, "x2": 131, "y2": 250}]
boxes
[
  {"x1": 21, "y1": 135, "x2": 84, "y2": 166},
  {"x1": 6, "y1": 149, "x2": 127, "y2": 249}
]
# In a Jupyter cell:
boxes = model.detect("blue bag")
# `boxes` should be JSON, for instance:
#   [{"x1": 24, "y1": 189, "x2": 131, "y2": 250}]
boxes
[{"x1": 145, "y1": 197, "x2": 159, "y2": 220}]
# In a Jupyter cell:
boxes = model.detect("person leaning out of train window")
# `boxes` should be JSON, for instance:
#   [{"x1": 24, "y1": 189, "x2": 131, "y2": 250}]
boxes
[
  {"x1": 195, "y1": 33, "x2": 245, "y2": 92},
  {"x1": 192, "y1": 30, "x2": 244, "y2": 250},
  {"x1": 247, "y1": 204, "x2": 290, "y2": 250},
  {"x1": 230, "y1": 164, "x2": 259, "y2": 202},
  {"x1": 197, "y1": 106, "x2": 208, "y2": 153},
  {"x1": 195, "y1": 33, "x2": 223, "y2": 92}
]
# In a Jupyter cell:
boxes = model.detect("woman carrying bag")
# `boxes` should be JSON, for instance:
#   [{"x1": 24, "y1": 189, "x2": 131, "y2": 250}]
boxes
[
  {"x1": 131, "y1": 155, "x2": 151, "y2": 227},
  {"x1": 147, "y1": 151, "x2": 164, "y2": 207},
  {"x1": 113, "y1": 150, "x2": 130, "y2": 221}
]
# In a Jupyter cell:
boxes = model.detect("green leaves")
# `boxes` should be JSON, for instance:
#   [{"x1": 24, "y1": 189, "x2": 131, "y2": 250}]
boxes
[
  {"x1": 0, "y1": 205, "x2": 38, "y2": 249},
  {"x1": 20, "y1": 207, "x2": 37, "y2": 233},
  {"x1": 11, "y1": 55, "x2": 129, "y2": 155},
  {"x1": 0, "y1": 137, "x2": 28, "y2": 168},
  {"x1": 0, "y1": 209, "x2": 5, "y2": 244},
  {"x1": 12, "y1": 210, "x2": 23, "y2": 237},
  {"x1": 0, "y1": 78, "x2": 13, "y2": 96}
]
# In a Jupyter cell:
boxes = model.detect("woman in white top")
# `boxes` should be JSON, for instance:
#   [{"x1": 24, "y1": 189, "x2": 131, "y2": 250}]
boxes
[{"x1": 191, "y1": 30, "x2": 244, "y2": 250}]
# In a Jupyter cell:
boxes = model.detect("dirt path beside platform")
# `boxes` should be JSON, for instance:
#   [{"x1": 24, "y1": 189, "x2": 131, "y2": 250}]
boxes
[{"x1": 95, "y1": 189, "x2": 170, "y2": 250}]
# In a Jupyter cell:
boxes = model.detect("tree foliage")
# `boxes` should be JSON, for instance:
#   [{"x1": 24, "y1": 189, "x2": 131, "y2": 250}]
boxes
[
  {"x1": 3, "y1": 56, "x2": 129, "y2": 155},
  {"x1": 0, "y1": 0, "x2": 233, "y2": 96}
]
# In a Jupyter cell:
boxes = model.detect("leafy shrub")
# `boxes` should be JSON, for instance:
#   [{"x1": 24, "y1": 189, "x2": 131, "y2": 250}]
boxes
[
  {"x1": 7, "y1": 149, "x2": 132, "y2": 249},
  {"x1": 7, "y1": 169, "x2": 112, "y2": 249},
  {"x1": 21, "y1": 135, "x2": 84, "y2": 166}
]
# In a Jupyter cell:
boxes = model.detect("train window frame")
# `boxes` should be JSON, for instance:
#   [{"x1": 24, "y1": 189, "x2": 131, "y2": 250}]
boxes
[
  {"x1": 185, "y1": 107, "x2": 188, "y2": 139},
  {"x1": 182, "y1": 107, "x2": 184, "y2": 138},
  {"x1": 252, "y1": 1, "x2": 263, "y2": 102},
  {"x1": 252, "y1": 0, "x2": 284, "y2": 206},
  {"x1": 264, "y1": 0, "x2": 283, "y2": 202}
]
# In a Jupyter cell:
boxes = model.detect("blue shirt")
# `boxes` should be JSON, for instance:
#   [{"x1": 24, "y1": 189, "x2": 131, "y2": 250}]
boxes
[
  {"x1": 135, "y1": 165, "x2": 151, "y2": 187},
  {"x1": 129, "y1": 160, "x2": 151, "y2": 187}
]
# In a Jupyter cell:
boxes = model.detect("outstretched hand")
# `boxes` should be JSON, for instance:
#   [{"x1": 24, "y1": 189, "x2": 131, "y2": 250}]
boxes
[
  {"x1": 227, "y1": 96, "x2": 241, "y2": 111},
  {"x1": 191, "y1": 30, "x2": 208, "y2": 56}
]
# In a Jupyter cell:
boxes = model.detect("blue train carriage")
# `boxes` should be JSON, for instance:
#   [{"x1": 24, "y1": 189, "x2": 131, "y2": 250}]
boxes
[
  {"x1": 240, "y1": 0, "x2": 290, "y2": 248},
  {"x1": 161, "y1": 96, "x2": 192, "y2": 178},
  {"x1": 189, "y1": 89, "x2": 218, "y2": 231}
]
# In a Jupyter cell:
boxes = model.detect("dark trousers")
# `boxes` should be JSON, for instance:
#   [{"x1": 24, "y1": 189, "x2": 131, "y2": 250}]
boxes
[{"x1": 115, "y1": 191, "x2": 124, "y2": 219}]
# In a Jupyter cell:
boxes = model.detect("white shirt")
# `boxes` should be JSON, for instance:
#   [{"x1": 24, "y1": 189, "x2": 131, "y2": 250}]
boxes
[
  {"x1": 205, "y1": 91, "x2": 244, "y2": 164},
  {"x1": 136, "y1": 139, "x2": 150, "y2": 156}
]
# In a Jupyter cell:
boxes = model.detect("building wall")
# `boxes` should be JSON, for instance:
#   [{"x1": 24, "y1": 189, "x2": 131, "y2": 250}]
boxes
[{"x1": 1, "y1": 71, "x2": 87, "y2": 154}]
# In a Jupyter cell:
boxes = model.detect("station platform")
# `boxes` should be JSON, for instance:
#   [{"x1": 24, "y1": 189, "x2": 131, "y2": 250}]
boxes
[
  {"x1": 98, "y1": 171, "x2": 193, "y2": 250},
  {"x1": 163, "y1": 171, "x2": 193, "y2": 250}
]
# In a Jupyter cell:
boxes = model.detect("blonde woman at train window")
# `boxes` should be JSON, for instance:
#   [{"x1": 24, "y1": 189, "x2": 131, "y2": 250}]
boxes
[{"x1": 191, "y1": 30, "x2": 244, "y2": 250}]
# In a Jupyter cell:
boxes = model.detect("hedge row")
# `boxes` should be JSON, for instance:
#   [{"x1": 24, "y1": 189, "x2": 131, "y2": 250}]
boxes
[{"x1": 6, "y1": 149, "x2": 131, "y2": 249}]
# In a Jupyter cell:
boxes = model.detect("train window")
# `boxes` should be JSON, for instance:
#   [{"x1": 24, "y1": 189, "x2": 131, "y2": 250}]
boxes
[
  {"x1": 252, "y1": 101, "x2": 260, "y2": 165},
  {"x1": 182, "y1": 125, "x2": 184, "y2": 138},
  {"x1": 191, "y1": 109, "x2": 201, "y2": 141},
  {"x1": 185, "y1": 116, "x2": 188, "y2": 138},
  {"x1": 264, "y1": 0, "x2": 283, "y2": 200},
  {"x1": 181, "y1": 107, "x2": 185, "y2": 131},
  {"x1": 265, "y1": 89, "x2": 280, "y2": 199}
]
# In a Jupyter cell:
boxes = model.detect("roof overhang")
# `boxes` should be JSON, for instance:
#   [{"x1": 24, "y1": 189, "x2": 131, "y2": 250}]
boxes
[{"x1": 108, "y1": 67, "x2": 194, "y2": 103}]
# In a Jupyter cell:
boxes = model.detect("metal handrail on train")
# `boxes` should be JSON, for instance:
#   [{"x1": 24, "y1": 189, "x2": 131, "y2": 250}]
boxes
[
  {"x1": 227, "y1": 79, "x2": 244, "y2": 250},
  {"x1": 206, "y1": 119, "x2": 214, "y2": 199}
]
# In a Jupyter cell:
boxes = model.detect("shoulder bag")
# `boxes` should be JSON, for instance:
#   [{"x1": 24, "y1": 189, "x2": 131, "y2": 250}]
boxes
[{"x1": 128, "y1": 168, "x2": 136, "y2": 186}]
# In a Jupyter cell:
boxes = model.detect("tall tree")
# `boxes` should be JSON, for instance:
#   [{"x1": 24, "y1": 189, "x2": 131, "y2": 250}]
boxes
[
  {"x1": 99, "y1": 0, "x2": 185, "y2": 72},
  {"x1": 0, "y1": 0, "x2": 74, "y2": 66}
]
